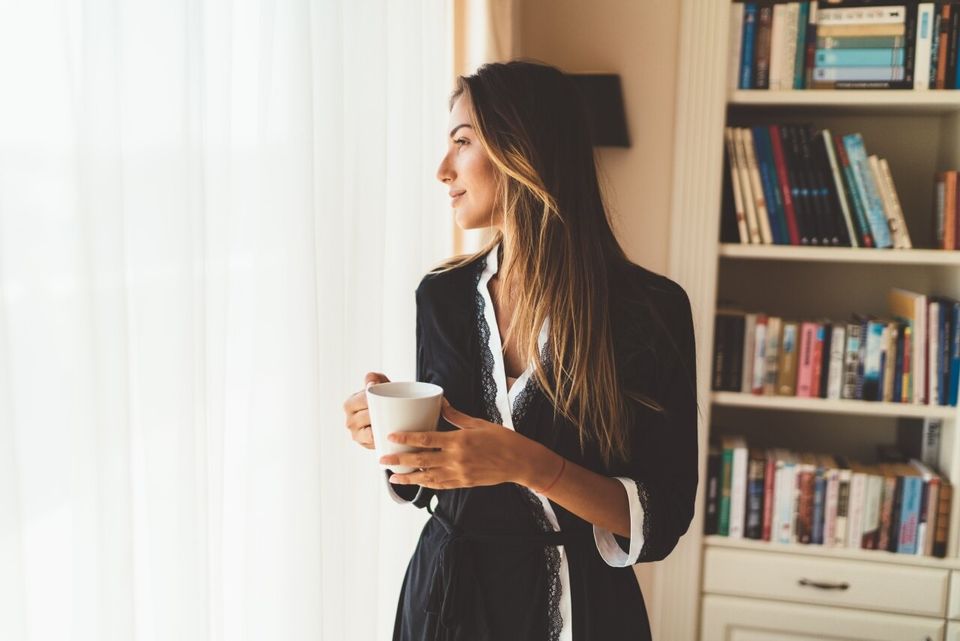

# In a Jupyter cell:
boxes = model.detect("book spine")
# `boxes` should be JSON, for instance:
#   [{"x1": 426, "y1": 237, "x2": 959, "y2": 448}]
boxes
[
  {"x1": 729, "y1": 444, "x2": 749, "y2": 539},
  {"x1": 816, "y1": 5, "x2": 908, "y2": 25},
  {"x1": 821, "y1": 129, "x2": 858, "y2": 247},
  {"x1": 724, "y1": 128, "x2": 750, "y2": 244},
  {"x1": 933, "y1": 482, "x2": 952, "y2": 558},
  {"x1": 833, "y1": 134, "x2": 873, "y2": 247},
  {"x1": 814, "y1": 66, "x2": 906, "y2": 81},
  {"x1": 755, "y1": 3, "x2": 774, "y2": 89},
  {"x1": 842, "y1": 134, "x2": 893, "y2": 248},
  {"x1": 705, "y1": 449, "x2": 722, "y2": 535},
  {"x1": 842, "y1": 322, "x2": 863, "y2": 399},
  {"x1": 797, "y1": 322, "x2": 816, "y2": 396},
  {"x1": 815, "y1": 48, "x2": 905, "y2": 66},
  {"x1": 812, "y1": 468, "x2": 826, "y2": 545},
  {"x1": 915, "y1": 3, "x2": 935, "y2": 90},
  {"x1": 769, "y1": 125, "x2": 801, "y2": 245},
  {"x1": 862, "y1": 320, "x2": 885, "y2": 401},
  {"x1": 719, "y1": 447, "x2": 733, "y2": 536},
  {"x1": 818, "y1": 35, "x2": 905, "y2": 49},
  {"x1": 795, "y1": 1, "x2": 811, "y2": 88},
  {"x1": 741, "y1": 3, "x2": 758, "y2": 88},
  {"x1": 762, "y1": 453, "x2": 776, "y2": 541},
  {"x1": 729, "y1": 2, "x2": 746, "y2": 92},
  {"x1": 897, "y1": 476, "x2": 922, "y2": 554},
  {"x1": 752, "y1": 315, "x2": 768, "y2": 393},
  {"x1": 827, "y1": 324, "x2": 846, "y2": 399},
  {"x1": 823, "y1": 468, "x2": 839, "y2": 547},
  {"x1": 835, "y1": 470, "x2": 851, "y2": 546}
]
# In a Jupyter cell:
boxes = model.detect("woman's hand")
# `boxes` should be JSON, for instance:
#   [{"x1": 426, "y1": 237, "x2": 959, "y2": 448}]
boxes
[
  {"x1": 379, "y1": 398, "x2": 543, "y2": 489},
  {"x1": 342, "y1": 371, "x2": 390, "y2": 449}
]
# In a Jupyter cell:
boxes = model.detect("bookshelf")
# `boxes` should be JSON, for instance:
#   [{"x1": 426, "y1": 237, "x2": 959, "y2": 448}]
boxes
[{"x1": 667, "y1": 2, "x2": 960, "y2": 640}]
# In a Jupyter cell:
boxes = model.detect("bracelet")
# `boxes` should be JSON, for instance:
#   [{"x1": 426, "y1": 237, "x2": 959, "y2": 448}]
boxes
[{"x1": 539, "y1": 456, "x2": 566, "y2": 494}]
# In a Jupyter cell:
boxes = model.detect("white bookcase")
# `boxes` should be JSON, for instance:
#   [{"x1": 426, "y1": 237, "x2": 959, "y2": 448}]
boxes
[{"x1": 662, "y1": 2, "x2": 960, "y2": 640}]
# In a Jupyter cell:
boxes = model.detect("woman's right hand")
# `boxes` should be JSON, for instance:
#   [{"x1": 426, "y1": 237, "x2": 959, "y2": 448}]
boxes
[{"x1": 342, "y1": 372, "x2": 390, "y2": 450}]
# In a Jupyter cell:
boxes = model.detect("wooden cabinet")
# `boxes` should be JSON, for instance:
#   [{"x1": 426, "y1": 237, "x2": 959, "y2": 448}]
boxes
[{"x1": 702, "y1": 594, "x2": 944, "y2": 641}]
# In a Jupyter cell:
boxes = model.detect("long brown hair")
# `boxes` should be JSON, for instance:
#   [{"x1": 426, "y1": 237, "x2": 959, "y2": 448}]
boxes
[{"x1": 434, "y1": 60, "x2": 666, "y2": 469}]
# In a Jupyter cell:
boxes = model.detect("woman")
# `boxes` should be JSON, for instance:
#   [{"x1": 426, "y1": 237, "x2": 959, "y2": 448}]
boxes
[{"x1": 342, "y1": 60, "x2": 698, "y2": 641}]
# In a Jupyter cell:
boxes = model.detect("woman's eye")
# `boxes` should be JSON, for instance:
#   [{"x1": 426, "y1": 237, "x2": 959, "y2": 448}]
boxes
[{"x1": 453, "y1": 138, "x2": 468, "y2": 147}]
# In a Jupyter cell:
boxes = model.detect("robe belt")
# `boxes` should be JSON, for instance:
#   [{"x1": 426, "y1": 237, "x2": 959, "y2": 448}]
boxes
[{"x1": 424, "y1": 504, "x2": 593, "y2": 640}]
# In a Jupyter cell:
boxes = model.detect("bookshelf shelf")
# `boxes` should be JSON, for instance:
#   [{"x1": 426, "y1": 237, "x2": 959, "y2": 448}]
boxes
[
  {"x1": 730, "y1": 89, "x2": 960, "y2": 114},
  {"x1": 719, "y1": 244, "x2": 960, "y2": 266},
  {"x1": 711, "y1": 391, "x2": 957, "y2": 419},
  {"x1": 704, "y1": 535, "x2": 960, "y2": 571}
]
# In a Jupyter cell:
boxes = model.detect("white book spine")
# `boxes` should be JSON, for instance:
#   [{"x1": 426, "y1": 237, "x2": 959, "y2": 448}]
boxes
[
  {"x1": 729, "y1": 444, "x2": 749, "y2": 539},
  {"x1": 847, "y1": 472, "x2": 866, "y2": 549},
  {"x1": 826, "y1": 325, "x2": 846, "y2": 399},
  {"x1": 769, "y1": 4, "x2": 786, "y2": 91},
  {"x1": 834, "y1": 470, "x2": 851, "y2": 547},
  {"x1": 879, "y1": 158, "x2": 912, "y2": 249},
  {"x1": 868, "y1": 155, "x2": 905, "y2": 250},
  {"x1": 741, "y1": 314, "x2": 757, "y2": 392},
  {"x1": 728, "y1": 2, "x2": 745, "y2": 93},
  {"x1": 915, "y1": 3, "x2": 935, "y2": 90},
  {"x1": 817, "y1": 5, "x2": 907, "y2": 25},
  {"x1": 725, "y1": 128, "x2": 749, "y2": 244},
  {"x1": 781, "y1": 3, "x2": 800, "y2": 92},
  {"x1": 734, "y1": 128, "x2": 762, "y2": 244}
]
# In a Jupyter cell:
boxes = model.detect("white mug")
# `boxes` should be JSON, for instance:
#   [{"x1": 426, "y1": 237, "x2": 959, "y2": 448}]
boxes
[{"x1": 366, "y1": 381, "x2": 443, "y2": 474}]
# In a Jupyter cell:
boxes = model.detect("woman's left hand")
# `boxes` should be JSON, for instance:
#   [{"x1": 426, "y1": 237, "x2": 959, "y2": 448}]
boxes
[{"x1": 379, "y1": 398, "x2": 536, "y2": 489}]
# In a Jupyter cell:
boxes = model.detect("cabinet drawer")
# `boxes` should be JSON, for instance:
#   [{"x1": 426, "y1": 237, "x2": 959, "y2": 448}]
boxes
[
  {"x1": 951, "y1": 571, "x2": 960, "y2": 620},
  {"x1": 703, "y1": 547, "x2": 949, "y2": 618},
  {"x1": 701, "y1": 594, "x2": 944, "y2": 641}
]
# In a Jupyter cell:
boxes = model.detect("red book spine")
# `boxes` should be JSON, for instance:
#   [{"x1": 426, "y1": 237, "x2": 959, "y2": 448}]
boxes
[
  {"x1": 762, "y1": 454, "x2": 776, "y2": 541},
  {"x1": 769, "y1": 125, "x2": 801, "y2": 245}
]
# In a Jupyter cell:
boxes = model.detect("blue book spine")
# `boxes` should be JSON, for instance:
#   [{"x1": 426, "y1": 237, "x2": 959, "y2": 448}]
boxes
[
  {"x1": 862, "y1": 320, "x2": 885, "y2": 401},
  {"x1": 951, "y1": 303, "x2": 960, "y2": 406},
  {"x1": 811, "y1": 471, "x2": 826, "y2": 545},
  {"x1": 753, "y1": 126, "x2": 787, "y2": 245},
  {"x1": 839, "y1": 154, "x2": 872, "y2": 247},
  {"x1": 842, "y1": 134, "x2": 893, "y2": 248},
  {"x1": 941, "y1": 302, "x2": 950, "y2": 406},
  {"x1": 794, "y1": 2, "x2": 810, "y2": 89},
  {"x1": 897, "y1": 476, "x2": 922, "y2": 555},
  {"x1": 815, "y1": 48, "x2": 906, "y2": 67},
  {"x1": 740, "y1": 4, "x2": 757, "y2": 89}
]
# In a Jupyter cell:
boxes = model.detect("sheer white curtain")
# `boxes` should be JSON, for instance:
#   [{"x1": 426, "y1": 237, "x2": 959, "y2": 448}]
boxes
[{"x1": 0, "y1": 1, "x2": 452, "y2": 640}]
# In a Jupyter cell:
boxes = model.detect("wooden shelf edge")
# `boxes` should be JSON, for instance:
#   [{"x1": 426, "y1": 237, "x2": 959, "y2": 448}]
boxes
[
  {"x1": 704, "y1": 535, "x2": 960, "y2": 570},
  {"x1": 728, "y1": 89, "x2": 960, "y2": 112},
  {"x1": 718, "y1": 244, "x2": 960, "y2": 266},
  {"x1": 711, "y1": 391, "x2": 957, "y2": 419}
]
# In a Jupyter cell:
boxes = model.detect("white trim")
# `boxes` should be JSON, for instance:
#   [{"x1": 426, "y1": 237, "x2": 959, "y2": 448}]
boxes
[
  {"x1": 593, "y1": 476, "x2": 646, "y2": 566},
  {"x1": 478, "y1": 242, "x2": 572, "y2": 641}
]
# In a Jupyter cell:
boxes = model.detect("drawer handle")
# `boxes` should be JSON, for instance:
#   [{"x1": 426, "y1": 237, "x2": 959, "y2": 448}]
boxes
[{"x1": 797, "y1": 578, "x2": 850, "y2": 591}]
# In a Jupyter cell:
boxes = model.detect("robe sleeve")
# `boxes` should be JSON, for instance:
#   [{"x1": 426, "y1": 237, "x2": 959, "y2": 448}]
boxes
[
  {"x1": 381, "y1": 284, "x2": 437, "y2": 510},
  {"x1": 593, "y1": 283, "x2": 698, "y2": 566}
]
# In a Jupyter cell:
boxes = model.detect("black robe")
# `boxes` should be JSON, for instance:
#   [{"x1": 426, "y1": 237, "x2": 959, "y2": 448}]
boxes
[{"x1": 385, "y1": 242, "x2": 698, "y2": 641}]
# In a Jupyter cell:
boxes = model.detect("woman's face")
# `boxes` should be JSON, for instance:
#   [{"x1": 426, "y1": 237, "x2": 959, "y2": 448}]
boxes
[{"x1": 436, "y1": 95, "x2": 499, "y2": 229}]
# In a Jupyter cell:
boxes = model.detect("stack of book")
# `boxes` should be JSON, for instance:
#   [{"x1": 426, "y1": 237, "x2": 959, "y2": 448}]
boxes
[
  {"x1": 711, "y1": 288, "x2": 960, "y2": 406},
  {"x1": 704, "y1": 435, "x2": 953, "y2": 558},
  {"x1": 730, "y1": 1, "x2": 956, "y2": 90},
  {"x1": 722, "y1": 124, "x2": 912, "y2": 247}
]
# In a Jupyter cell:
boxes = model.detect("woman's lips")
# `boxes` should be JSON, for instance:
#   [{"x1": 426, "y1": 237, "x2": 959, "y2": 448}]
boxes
[{"x1": 451, "y1": 191, "x2": 465, "y2": 206}]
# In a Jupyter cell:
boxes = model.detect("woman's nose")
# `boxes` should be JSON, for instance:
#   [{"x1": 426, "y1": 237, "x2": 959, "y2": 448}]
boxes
[{"x1": 436, "y1": 154, "x2": 454, "y2": 184}]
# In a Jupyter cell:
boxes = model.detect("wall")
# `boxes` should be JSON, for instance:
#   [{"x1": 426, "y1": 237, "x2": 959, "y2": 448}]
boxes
[
  {"x1": 517, "y1": 0, "x2": 685, "y2": 635},
  {"x1": 518, "y1": 0, "x2": 683, "y2": 276}
]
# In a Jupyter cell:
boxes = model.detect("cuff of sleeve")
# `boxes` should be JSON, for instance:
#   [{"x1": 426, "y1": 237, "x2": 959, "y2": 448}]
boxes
[
  {"x1": 383, "y1": 468, "x2": 426, "y2": 505},
  {"x1": 593, "y1": 476, "x2": 645, "y2": 567}
]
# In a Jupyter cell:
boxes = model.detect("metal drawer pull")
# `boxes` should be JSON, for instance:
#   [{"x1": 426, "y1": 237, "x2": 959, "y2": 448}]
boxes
[{"x1": 797, "y1": 578, "x2": 850, "y2": 591}]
